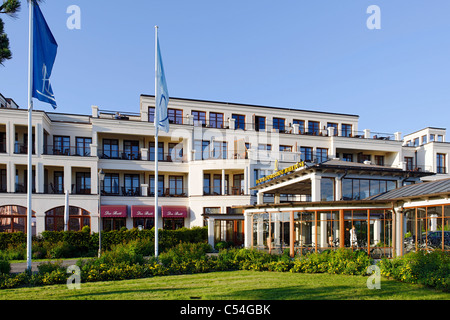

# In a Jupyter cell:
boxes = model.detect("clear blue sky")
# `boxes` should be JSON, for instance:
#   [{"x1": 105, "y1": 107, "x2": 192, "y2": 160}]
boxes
[{"x1": 2, "y1": 0, "x2": 450, "y2": 136}]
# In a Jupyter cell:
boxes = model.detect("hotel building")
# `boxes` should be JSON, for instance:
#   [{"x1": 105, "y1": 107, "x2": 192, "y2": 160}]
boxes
[{"x1": 0, "y1": 92, "x2": 449, "y2": 255}]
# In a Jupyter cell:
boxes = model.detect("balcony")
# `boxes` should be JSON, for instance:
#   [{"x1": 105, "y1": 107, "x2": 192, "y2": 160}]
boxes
[{"x1": 43, "y1": 145, "x2": 91, "y2": 157}]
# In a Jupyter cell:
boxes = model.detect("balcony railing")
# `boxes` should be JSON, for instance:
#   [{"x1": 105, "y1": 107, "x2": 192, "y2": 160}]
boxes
[{"x1": 43, "y1": 145, "x2": 91, "y2": 157}]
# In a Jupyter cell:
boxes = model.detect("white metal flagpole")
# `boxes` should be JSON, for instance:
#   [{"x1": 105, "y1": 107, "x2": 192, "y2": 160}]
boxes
[
  {"x1": 26, "y1": 1, "x2": 34, "y2": 272},
  {"x1": 154, "y1": 25, "x2": 159, "y2": 258}
]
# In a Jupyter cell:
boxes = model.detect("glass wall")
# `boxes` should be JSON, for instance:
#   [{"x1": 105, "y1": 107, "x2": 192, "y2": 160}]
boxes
[
  {"x1": 404, "y1": 205, "x2": 450, "y2": 253},
  {"x1": 317, "y1": 211, "x2": 340, "y2": 252},
  {"x1": 342, "y1": 178, "x2": 397, "y2": 200},
  {"x1": 294, "y1": 211, "x2": 315, "y2": 255},
  {"x1": 251, "y1": 208, "x2": 393, "y2": 258},
  {"x1": 270, "y1": 212, "x2": 290, "y2": 254}
]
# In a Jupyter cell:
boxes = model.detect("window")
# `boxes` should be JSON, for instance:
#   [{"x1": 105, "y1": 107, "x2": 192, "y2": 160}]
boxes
[
  {"x1": 169, "y1": 176, "x2": 184, "y2": 195},
  {"x1": 405, "y1": 157, "x2": 414, "y2": 171},
  {"x1": 54, "y1": 136, "x2": 70, "y2": 155},
  {"x1": 76, "y1": 172, "x2": 91, "y2": 194},
  {"x1": 279, "y1": 145, "x2": 292, "y2": 152},
  {"x1": 421, "y1": 135, "x2": 427, "y2": 145},
  {"x1": 204, "y1": 207, "x2": 222, "y2": 214},
  {"x1": 320, "y1": 177, "x2": 335, "y2": 201},
  {"x1": 0, "y1": 169, "x2": 6, "y2": 192},
  {"x1": 437, "y1": 135, "x2": 443, "y2": 142},
  {"x1": 300, "y1": 147, "x2": 313, "y2": 162},
  {"x1": 212, "y1": 141, "x2": 227, "y2": 159},
  {"x1": 374, "y1": 155, "x2": 385, "y2": 166},
  {"x1": 341, "y1": 124, "x2": 352, "y2": 137},
  {"x1": 342, "y1": 178, "x2": 396, "y2": 200},
  {"x1": 308, "y1": 121, "x2": 320, "y2": 135},
  {"x1": 342, "y1": 153, "x2": 353, "y2": 162},
  {"x1": 437, "y1": 153, "x2": 446, "y2": 174},
  {"x1": 232, "y1": 174, "x2": 245, "y2": 195},
  {"x1": 192, "y1": 110, "x2": 206, "y2": 126},
  {"x1": 213, "y1": 174, "x2": 222, "y2": 195},
  {"x1": 168, "y1": 108, "x2": 183, "y2": 124},
  {"x1": 203, "y1": 173, "x2": 211, "y2": 195},
  {"x1": 133, "y1": 217, "x2": 154, "y2": 230},
  {"x1": 53, "y1": 171, "x2": 64, "y2": 194},
  {"x1": 103, "y1": 173, "x2": 119, "y2": 195},
  {"x1": 150, "y1": 175, "x2": 164, "y2": 196},
  {"x1": 163, "y1": 218, "x2": 184, "y2": 230},
  {"x1": 124, "y1": 174, "x2": 140, "y2": 196},
  {"x1": 202, "y1": 140, "x2": 210, "y2": 159},
  {"x1": 414, "y1": 138, "x2": 419, "y2": 147},
  {"x1": 232, "y1": 114, "x2": 245, "y2": 130},
  {"x1": 103, "y1": 139, "x2": 119, "y2": 159},
  {"x1": 358, "y1": 154, "x2": 371, "y2": 163},
  {"x1": 316, "y1": 148, "x2": 328, "y2": 163},
  {"x1": 0, "y1": 132, "x2": 6, "y2": 153},
  {"x1": 209, "y1": 112, "x2": 224, "y2": 128},
  {"x1": 0, "y1": 205, "x2": 33, "y2": 233},
  {"x1": 123, "y1": 140, "x2": 140, "y2": 160},
  {"x1": 273, "y1": 118, "x2": 285, "y2": 132},
  {"x1": 149, "y1": 141, "x2": 164, "y2": 161},
  {"x1": 148, "y1": 107, "x2": 155, "y2": 123},
  {"x1": 258, "y1": 144, "x2": 272, "y2": 151},
  {"x1": 168, "y1": 143, "x2": 183, "y2": 161},
  {"x1": 293, "y1": 119, "x2": 305, "y2": 134},
  {"x1": 194, "y1": 140, "x2": 210, "y2": 160},
  {"x1": 255, "y1": 116, "x2": 265, "y2": 131},
  {"x1": 327, "y1": 123, "x2": 338, "y2": 136},
  {"x1": 76, "y1": 137, "x2": 92, "y2": 156},
  {"x1": 104, "y1": 218, "x2": 126, "y2": 231},
  {"x1": 429, "y1": 134, "x2": 435, "y2": 142},
  {"x1": 45, "y1": 206, "x2": 90, "y2": 232}
]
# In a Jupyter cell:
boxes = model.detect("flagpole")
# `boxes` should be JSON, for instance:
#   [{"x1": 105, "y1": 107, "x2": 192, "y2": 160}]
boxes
[
  {"x1": 26, "y1": 0, "x2": 35, "y2": 272},
  {"x1": 154, "y1": 25, "x2": 159, "y2": 258}
]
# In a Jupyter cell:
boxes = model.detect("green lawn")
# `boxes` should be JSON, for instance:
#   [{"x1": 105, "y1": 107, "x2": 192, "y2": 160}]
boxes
[{"x1": 1, "y1": 270, "x2": 449, "y2": 300}]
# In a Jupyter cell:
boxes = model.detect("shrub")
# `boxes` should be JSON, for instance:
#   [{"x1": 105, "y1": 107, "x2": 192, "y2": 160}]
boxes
[
  {"x1": 159, "y1": 242, "x2": 212, "y2": 267},
  {"x1": 0, "y1": 257, "x2": 10, "y2": 274},
  {"x1": 378, "y1": 250, "x2": 449, "y2": 292}
]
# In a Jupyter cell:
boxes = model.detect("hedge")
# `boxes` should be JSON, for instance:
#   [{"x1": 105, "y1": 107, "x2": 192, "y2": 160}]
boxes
[
  {"x1": 0, "y1": 245, "x2": 448, "y2": 292},
  {"x1": 0, "y1": 227, "x2": 208, "y2": 260}
]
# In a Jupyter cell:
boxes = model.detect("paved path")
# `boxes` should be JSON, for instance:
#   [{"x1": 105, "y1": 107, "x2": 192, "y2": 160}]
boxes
[{"x1": 10, "y1": 259, "x2": 82, "y2": 274}]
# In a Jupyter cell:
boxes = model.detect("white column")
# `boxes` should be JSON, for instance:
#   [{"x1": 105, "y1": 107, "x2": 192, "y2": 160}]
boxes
[
  {"x1": 91, "y1": 164, "x2": 98, "y2": 195},
  {"x1": 35, "y1": 123, "x2": 42, "y2": 156},
  {"x1": 320, "y1": 212, "x2": 327, "y2": 248},
  {"x1": 311, "y1": 174, "x2": 321, "y2": 202},
  {"x1": 35, "y1": 162, "x2": 44, "y2": 194},
  {"x1": 207, "y1": 217, "x2": 215, "y2": 248},
  {"x1": 7, "y1": 162, "x2": 14, "y2": 193},
  {"x1": 64, "y1": 165, "x2": 72, "y2": 194},
  {"x1": 244, "y1": 212, "x2": 252, "y2": 248},
  {"x1": 221, "y1": 169, "x2": 226, "y2": 195}
]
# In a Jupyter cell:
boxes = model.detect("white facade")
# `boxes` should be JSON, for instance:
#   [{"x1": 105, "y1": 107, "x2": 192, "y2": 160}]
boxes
[{"x1": 0, "y1": 94, "x2": 449, "y2": 245}]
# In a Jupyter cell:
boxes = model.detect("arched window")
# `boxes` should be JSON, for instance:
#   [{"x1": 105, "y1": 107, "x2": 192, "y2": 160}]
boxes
[
  {"x1": 45, "y1": 206, "x2": 90, "y2": 231},
  {"x1": 0, "y1": 205, "x2": 35, "y2": 233}
]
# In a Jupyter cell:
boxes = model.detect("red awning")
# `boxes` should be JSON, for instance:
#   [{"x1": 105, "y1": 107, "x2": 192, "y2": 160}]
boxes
[
  {"x1": 131, "y1": 205, "x2": 155, "y2": 218},
  {"x1": 101, "y1": 205, "x2": 127, "y2": 218},
  {"x1": 161, "y1": 206, "x2": 188, "y2": 218}
]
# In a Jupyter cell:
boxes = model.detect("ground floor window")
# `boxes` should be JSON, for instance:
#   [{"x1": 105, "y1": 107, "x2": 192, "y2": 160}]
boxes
[
  {"x1": 133, "y1": 218, "x2": 154, "y2": 230},
  {"x1": 45, "y1": 206, "x2": 90, "y2": 231},
  {"x1": 163, "y1": 218, "x2": 184, "y2": 230},
  {"x1": 0, "y1": 205, "x2": 35, "y2": 233},
  {"x1": 404, "y1": 205, "x2": 450, "y2": 254},
  {"x1": 214, "y1": 220, "x2": 244, "y2": 246},
  {"x1": 103, "y1": 218, "x2": 126, "y2": 231}
]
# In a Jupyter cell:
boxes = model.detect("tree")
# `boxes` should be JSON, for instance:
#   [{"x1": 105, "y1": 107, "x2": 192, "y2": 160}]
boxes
[{"x1": 0, "y1": 0, "x2": 41, "y2": 66}]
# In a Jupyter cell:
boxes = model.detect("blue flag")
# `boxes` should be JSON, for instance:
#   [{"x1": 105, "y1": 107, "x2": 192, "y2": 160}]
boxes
[
  {"x1": 155, "y1": 38, "x2": 169, "y2": 133},
  {"x1": 32, "y1": 3, "x2": 58, "y2": 109}
]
